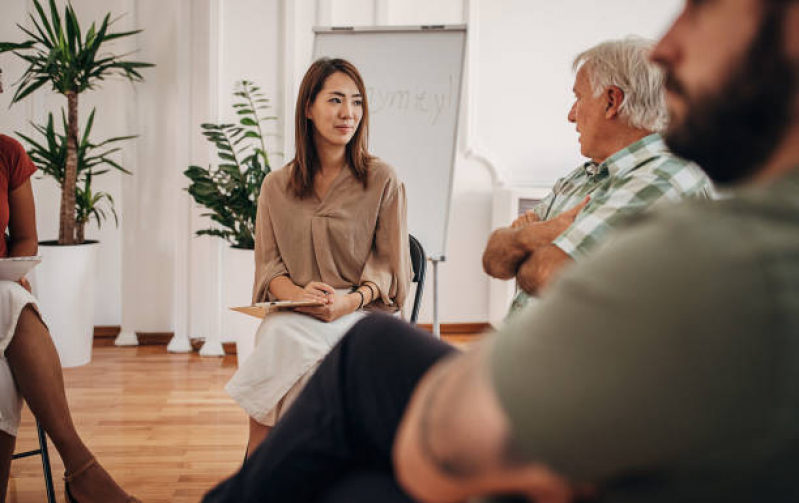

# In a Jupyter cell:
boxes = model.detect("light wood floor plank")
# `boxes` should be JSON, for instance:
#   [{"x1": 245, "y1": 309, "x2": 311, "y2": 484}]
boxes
[
  {"x1": 8, "y1": 346, "x2": 245, "y2": 503},
  {"x1": 8, "y1": 332, "x2": 479, "y2": 503}
]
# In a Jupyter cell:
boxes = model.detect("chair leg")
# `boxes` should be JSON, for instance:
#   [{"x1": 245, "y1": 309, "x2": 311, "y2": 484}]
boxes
[{"x1": 35, "y1": 420, "x2": 57, "y2": 503}]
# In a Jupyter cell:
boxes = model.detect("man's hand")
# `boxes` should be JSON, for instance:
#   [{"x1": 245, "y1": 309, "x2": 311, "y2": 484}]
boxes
[
  {"x1": 482, "y1": 227, "x2": 529, "y2": 280},
  {"x1": 516, "y1": 245, "x2": 572, "y2": 295},
  {"x1": 516, "y1": 196, "x2": 589, "y2": 250},
  {"x1": 551, "y1": 196, "x2": 589, "y2": 228},
  {"x1": 294, "y1": 292, "x2": 358, "y2": 322},
  {"x1": 483, "y1": 197, "x2": 589, "y2": 281},
  {"x1": 511, "y1": 210, "x2": 540, "y2": 229}
]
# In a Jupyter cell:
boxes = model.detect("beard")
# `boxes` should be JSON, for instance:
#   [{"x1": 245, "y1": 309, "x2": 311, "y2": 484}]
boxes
[{"x1": 663, "y1": 8, "x2": 797, "y2": 185}]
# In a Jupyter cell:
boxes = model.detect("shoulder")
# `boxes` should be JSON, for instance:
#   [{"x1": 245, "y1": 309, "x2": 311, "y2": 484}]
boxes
[
  {"x1": 261, "y1": 163, "x2": 292, "y2": 192},
  {"x1": 256, "y1": 164, "x2": 295, "y2": 210},
  {"x1": 366, "y1": 157, "x2": 403, "y2": 190},
  {"x1": 650, "y1": 152, "x2": 710, "y2": 185},
  {"x1": 367, "y1": 157, "x2": 399, "y2": 181},
  {"x1": 0, "y1": 135, "x2": 27, "y2": 162},
  {"x1": 0, "y1": 135, "x2": 24, "y2": 152},
  {"x1": 573, "y1": 198, "x2": 774, "y2": 301},
  {"x1": 0, "y1": 135, "x2": 36, "y2": 184},
  {"x1": 551, "y1": 193, "x2": 793, "y2": 358},
  {"x1": 628, "y1": 150, "x2": 713, "y2": 196}
]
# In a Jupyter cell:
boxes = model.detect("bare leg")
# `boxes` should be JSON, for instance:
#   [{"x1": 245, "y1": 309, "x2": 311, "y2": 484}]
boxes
[
  {"x1": 246, "y1": 417, "x2": 272, "y2": 460},
  {"x1": 4, "y1": 306, "x2": 130, "y2": 503},
  {"x1": 0, "y1": 432, "x2": 14, "y2": 503}
]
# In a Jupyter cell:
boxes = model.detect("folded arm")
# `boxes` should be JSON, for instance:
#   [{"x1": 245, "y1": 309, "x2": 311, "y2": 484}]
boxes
[
  {"x1": 515, "y1": 245, "x2": 573, "y2": 295},
  {"x1": 393, "y1": 342, "x2": 578, "y2": 503},
  {"x1": 482, "y1": 197, "x2": 588, "y2": 282}
]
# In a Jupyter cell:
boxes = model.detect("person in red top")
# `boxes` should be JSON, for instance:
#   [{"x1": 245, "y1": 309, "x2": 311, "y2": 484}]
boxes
[
  {"x1": 0, "y1": 70, "x2": 138, "y2": 502},
  {"x1": 0, "y1": 135, "x2": 37, "y2": 260}
]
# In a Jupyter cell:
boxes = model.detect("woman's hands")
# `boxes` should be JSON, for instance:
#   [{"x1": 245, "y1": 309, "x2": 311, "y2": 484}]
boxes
[
  {"x1": 271, "y1": 277, "x2": 369, "y2": 322},
  {"x1": 17, "y1": 277, "x2": 32, "y2": 293},
  {"x1": 294, "y1": 284, "x2": 359, "y2": 322},
  {"x1": 298, "y1": 281, "x2": 336, "y2": 303}
]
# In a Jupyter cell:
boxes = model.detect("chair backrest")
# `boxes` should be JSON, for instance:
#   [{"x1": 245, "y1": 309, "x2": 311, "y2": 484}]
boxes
[{"x1": 408, "y1": 234, "x2": 426, "y2": 325}]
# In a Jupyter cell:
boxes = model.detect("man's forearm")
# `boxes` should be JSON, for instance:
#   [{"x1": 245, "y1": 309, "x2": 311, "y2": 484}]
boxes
[
  {"x1": 394, "y1": 342, "x2": 578, "y2": 503},
  {"x1": 516, "y1": 245, "x2": 573, "y2": 295},
  {"x1": 483, "y1": 219, "x2": 570, "y2": 280},
  {"x1": 394, "y1": 346, "x2": 516, "y2": 503},
  {"x1": 483, "y1": 228, "x2": 528, "y2": 279}
]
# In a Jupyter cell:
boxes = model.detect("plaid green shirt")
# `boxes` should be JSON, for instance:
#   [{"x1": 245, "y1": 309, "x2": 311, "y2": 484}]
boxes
[{"x1": 509, "y1": 133, "x2": 714, "y2": 316}]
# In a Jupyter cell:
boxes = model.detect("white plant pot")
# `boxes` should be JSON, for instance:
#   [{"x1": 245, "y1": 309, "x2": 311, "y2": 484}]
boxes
[
  {"x1": 221, "y1": 246, "x2": 261, "y2": 367},
  {"x1": 32, "y1": 241, "x2": 98, "y2": 368}
]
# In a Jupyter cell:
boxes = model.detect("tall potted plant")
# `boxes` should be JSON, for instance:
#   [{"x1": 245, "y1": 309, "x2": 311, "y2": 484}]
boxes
[
  {"x1": 0, "y1": 0, "x2": 152, "y2": 366},
  {"x1": 18, "y1": 108, "x2": 133, "y2": 241},
  {"x1": 184, "y1": 80, "x2": 274, "y2": 362}
]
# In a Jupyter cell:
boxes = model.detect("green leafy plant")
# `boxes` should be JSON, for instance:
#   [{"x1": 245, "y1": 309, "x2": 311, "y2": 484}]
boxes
[
  {"x1": 75, "y1": 171, "x2": 118, "y2": 243},
  {"x1": 185, "y1": 80, "x2": 275, "y2": 250},
  {"x1": 0, "y1": 0, "x2": 153, "y2": 245},
  {"x1": 17, "y1": 109, "x2": 133, "y2": 242}
]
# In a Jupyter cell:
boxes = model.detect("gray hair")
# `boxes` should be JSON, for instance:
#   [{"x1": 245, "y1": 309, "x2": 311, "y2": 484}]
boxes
[{"x1": 573, "y1": 36, "x2": 667, "y2": 132}]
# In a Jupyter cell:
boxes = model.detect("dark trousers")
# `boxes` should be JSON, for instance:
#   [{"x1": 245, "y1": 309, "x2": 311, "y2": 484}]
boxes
[{"x1": 203, "y1": 313, "x2": 457, "y2": 503}]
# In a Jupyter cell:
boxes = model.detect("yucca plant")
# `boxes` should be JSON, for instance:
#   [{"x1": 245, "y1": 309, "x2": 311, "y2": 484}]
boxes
[
  {"x1": 185, "y1": 80, "x2": 276, "y2": 249},
  {"x1": 17, "y1": 108, "x2": 133, "y2": 242},
  {"x1": 0, "y1": 0, "x2": 153, "y2": 245},
  {"x1": 75, "y1": 171, "x2": 118, "y2": 243}
]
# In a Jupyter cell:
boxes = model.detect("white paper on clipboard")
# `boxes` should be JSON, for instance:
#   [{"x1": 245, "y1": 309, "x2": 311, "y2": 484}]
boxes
[{"x1": 0, "y1": 256, "x2": 42, "y2": 282}]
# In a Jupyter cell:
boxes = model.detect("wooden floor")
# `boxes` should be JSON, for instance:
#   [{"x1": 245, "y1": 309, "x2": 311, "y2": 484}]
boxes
[
  {"x1": 8, "y1": 345, "x2": 246, "y2": 503},
  {"x1": 7, "y1": 333, "x2": 479, "y2": 503}
]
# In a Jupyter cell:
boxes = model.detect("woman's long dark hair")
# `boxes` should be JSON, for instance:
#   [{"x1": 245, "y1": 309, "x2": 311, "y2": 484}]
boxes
[{"x1": 288, "y1": 58, "x2": 372, "y2": 199}]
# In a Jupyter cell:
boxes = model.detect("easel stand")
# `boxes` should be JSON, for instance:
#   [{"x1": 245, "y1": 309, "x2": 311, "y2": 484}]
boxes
[{"x1": 430, "y1": 256, "x2": 445, "y2": 339}]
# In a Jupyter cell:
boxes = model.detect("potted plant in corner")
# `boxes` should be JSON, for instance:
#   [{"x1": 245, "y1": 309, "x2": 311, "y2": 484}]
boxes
[
  {"x1": 0, "y1": 0, "x2": 153, "y2": 367},
  {"x1": 184, "y1": 80, "x2": 275, "y2": 363}
]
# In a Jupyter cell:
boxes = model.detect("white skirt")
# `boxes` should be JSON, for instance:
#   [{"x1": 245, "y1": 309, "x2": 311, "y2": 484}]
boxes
[
  {"x1": 0, "y1": 280, "x2": 39, "y2": 437},
  {"x1": 226, "y1": 309, "x2": 366, "y2": 426}
]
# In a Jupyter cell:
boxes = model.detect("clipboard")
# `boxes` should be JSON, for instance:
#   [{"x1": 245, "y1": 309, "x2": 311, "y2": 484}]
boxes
[
  {"x1": 0, "y1": 256, "x2": 42, "y2": 282},
  {"x1": 230, "y1": 300, "x2": 325, "y2": 319}
]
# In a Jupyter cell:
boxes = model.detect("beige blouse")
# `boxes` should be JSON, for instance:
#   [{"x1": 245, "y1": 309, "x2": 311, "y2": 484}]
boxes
[{"x1": 252, "y1": 158, "x2": 411, "y2": 311}]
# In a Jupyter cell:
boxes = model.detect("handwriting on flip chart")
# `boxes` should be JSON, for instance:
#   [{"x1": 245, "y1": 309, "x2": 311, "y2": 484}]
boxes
[{"x1": 366, "y1": 74, "x2": 456, "y2": 126}]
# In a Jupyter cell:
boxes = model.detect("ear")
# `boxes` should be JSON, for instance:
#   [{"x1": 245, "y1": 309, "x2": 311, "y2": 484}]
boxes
[
  {"x1": 604, "y1": 86, "x2": 624, "y2": 120},
  {"x1": 305, "y1": 104, "x2": 313, "y2": 121}
]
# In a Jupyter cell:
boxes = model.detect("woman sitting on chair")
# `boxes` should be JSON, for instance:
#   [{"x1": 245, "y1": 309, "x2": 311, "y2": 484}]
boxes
[
  {"x1": 0, "y1": 81, "x2": 138, "y2": 503},
  {"x1": 226, "y1": 58, "x2": 411, "y2": 458}
]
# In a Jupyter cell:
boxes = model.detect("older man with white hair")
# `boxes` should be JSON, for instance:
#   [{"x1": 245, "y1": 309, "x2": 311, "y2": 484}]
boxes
[{"x1": 483, "y1": 36, "x2": 714, "y2": 316}]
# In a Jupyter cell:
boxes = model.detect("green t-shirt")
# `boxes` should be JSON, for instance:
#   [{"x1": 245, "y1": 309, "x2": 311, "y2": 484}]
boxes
[{"x1": 486, "y1": 170, "x2": 799, "y2": 503}]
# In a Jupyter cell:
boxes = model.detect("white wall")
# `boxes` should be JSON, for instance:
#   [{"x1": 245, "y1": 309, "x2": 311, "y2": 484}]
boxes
[
  {"x1": 476, "y1": 0, "x2": 683, "y2": 185},
  {"x1": 1, "y1": 0, "x2": 685, "y2": 337}
]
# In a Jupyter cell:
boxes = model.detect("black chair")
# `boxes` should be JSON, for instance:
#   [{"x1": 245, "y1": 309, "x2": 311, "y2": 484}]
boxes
[
  {"x1": 12, "y1": 420, "x2": 56, "y2": 503},
  {"x1": 408, "y1": 234, "x2": 426, "y2": 325}
]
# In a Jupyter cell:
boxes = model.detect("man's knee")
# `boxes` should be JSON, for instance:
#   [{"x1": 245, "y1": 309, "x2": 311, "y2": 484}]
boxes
[
  {"x1": 16, "y1": 304, "x2": 45, "y2": 331},
  {"x1": 341, "y1": 313, "x2": 414, "y2": 357},
  {"x1": 336, "y1": 313, "x2": 455, "y2": 389}
]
